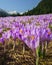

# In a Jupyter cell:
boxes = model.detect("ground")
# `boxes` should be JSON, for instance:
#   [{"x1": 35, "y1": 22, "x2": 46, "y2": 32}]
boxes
[{"x1": 0, "y1": 41, "x2": 52, "y2": 65}]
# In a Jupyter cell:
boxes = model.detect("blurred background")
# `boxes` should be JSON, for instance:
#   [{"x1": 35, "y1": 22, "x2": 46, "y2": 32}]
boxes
[{"x1": 0, "y1": 0, "x2": 52, "y2": 17}]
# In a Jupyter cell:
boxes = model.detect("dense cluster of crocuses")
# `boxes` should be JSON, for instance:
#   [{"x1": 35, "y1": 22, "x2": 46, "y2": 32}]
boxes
[{"x1": 0, "y1": 14, "x2": 52, "y2": 51}]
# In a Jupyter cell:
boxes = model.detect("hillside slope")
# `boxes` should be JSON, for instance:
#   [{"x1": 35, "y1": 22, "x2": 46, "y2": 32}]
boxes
[{"x1": 23, "y1": 0, "x2": 52, "y2": 15}]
